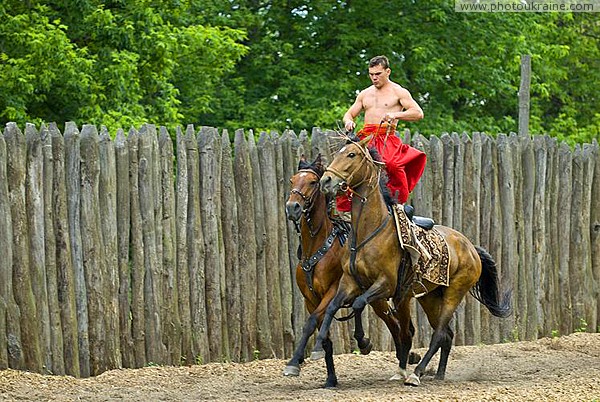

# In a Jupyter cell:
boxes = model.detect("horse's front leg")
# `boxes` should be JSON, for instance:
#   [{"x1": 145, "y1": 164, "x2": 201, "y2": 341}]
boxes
[
  {"x1": 353, "y1": 309, "x2": 372, "y2": 355},
  {"x1": 283, "y1": 286, "x2": 337, "y2": 377},
  {"x1": 283, "y1": 312, "x2": 318, "y2": 376},
  {"x1": 351, "y1": 277, "x2": 393, "y2": 311},
  {"x1": 311, "y1": 276, "x2": 359, "y2": 361}
]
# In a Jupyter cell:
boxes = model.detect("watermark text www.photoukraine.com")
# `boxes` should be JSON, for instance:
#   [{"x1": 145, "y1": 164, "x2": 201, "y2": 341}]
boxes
[{"x1": 455, "y1": 0, "x2": 600, "y2": 12}]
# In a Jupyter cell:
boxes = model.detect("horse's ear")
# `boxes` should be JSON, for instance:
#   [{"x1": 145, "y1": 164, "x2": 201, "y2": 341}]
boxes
[
  {"x1": 359, "y1": 135, "x2": 372, "y2": 147},
  {"x1": 298, "y1": 153, "x2": 307, "y2": 170},
  {"x1": 313, "y1": 153, "x2": 323, "y2": 170}
]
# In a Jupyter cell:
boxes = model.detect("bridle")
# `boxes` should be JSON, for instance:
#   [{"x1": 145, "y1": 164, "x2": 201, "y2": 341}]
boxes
[
  {"x1": 324, "y1": 138, "x2": 385, "y2": 203},
  {"x1": 289, "y1": 169, "x2": 324, "y2": 237}
]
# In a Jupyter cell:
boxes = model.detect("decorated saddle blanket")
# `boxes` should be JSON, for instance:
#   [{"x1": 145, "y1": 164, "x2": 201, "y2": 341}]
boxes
[{"x1": 392, "y1": 204, "x2": 450, "y2": 287}]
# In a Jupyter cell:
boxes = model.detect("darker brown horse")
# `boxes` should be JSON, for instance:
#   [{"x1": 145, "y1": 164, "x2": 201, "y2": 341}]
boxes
[
  {"x1": 283, "y1": 154, "x2": 418, "y2": 387},
  {"x1": 313, "y1": 135, "x2": 512, "y2": 385}
]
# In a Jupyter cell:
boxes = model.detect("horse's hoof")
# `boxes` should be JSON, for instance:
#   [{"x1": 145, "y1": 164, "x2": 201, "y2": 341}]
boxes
[
  {"x1": 283, "y1": 365, "x2": 300, "y2": 377},
  {"x1": 359, "y1": 339, "x2": 373, "y2": 355},
  {"x1": 311, "y1": 350, "x2": 325, "y2": 360},
  {"x1": 404, "y1": 373, "x2": 421, "y2": 386},
  {"x1": 324, "y1": 378, "x2": 338, "y2": 389},
  {"x1": 389, "y1": 369, "x2": 407, "y2": 381},
  {"x1": 408, "y1": 352, "x2": 421, "y2": 365}
]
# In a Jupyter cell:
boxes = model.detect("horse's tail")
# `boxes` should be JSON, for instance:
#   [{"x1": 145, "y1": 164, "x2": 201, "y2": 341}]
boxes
[{"x1": 470, "y1": 246, "x2": 512, "y2": 318}]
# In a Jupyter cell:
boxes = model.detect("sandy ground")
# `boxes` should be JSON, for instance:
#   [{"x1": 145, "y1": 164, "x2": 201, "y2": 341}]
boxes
[{"x1": 0, "y1": 332, "x2": 599, "y2": 401}]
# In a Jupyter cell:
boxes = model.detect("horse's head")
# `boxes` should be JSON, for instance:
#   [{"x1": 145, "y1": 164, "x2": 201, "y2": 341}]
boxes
[
  {"x1": 286, "y1": 154, "x2": 324, "y2": 222},
  {"x1": 320, "y1": 135, "x2": 380, "y2": 197}
]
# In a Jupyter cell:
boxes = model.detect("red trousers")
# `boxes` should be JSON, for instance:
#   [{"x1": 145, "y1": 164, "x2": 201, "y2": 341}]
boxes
[{"x1": 336, "y1": 124, "x2": 426, "y2": 212}]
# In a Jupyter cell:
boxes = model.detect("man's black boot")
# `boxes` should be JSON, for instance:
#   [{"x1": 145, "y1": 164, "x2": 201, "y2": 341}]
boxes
[{"x1": 404, "y1": 204, "x2": 415, "y2": 221}]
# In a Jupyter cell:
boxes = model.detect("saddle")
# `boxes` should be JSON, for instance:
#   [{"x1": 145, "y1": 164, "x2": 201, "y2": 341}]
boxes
[
  {"x1": 393, "y1": 204, "x2": 450, "y2": 293},
  {"x1": 403, "y1": 204, "x2": 434, "y2": 230}
]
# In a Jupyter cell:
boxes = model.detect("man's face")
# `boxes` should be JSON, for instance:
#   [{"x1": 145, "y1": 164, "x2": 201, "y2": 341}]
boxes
[{"x1": 368, "y1": 65, "x2": 390, "y2": 88}]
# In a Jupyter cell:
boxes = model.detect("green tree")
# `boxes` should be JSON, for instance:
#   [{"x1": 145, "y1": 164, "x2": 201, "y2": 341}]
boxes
[
  {"x1": 207, "y1": 0, "x2": 598, "y2": 141},
  {"x1": 0, "y1": 0, "x2": 248, "y2": 131}
]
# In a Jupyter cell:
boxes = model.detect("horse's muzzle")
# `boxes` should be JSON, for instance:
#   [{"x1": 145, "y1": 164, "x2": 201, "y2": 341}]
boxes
[
  {"x1": 319, "y1": 175, "x2": 334, "y2": 194},
  {"x1": 285, "y1": 201, "x2": 302, "y2": 222},
  {"x1": 320, "y1": 174, "x2": 343, "y2": 195}
]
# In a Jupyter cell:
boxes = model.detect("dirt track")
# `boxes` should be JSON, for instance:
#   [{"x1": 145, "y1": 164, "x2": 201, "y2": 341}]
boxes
[{"x1": 1, "y1": 332, "x2": 599, "y2": 401}]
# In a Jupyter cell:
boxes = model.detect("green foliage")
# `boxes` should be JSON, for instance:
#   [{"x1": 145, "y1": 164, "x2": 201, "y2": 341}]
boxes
[
  {"x1": 0, "y1": 0, "x2": 247, "y2": 131},
  {"x1": 575, "y1": 317, "x2": 588, "y2": 333},
  {"x1": 0, "y1": 0, "x2": 597, "y2": 143}
]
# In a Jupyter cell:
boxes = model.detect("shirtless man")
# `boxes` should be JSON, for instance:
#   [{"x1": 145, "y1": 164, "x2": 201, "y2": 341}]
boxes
[
  {"x1": 336, "y1": 55, "x2": 426, "y2": 215},
  {"x1": 343, "y1": 55, "x2": 424, "y2": 131}
]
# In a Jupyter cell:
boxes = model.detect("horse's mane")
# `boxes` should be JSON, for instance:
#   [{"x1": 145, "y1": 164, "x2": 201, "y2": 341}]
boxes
[{"x1": 345, "y1": 135, "x2": 395, "y2": 207}]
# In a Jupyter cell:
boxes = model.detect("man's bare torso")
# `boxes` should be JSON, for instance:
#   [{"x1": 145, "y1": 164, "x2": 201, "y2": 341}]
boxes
[{"x1": 361, "y1": 83, "x2": 405, "y2": 124}]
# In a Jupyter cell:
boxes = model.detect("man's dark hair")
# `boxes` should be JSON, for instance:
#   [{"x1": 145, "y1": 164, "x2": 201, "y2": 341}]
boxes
[{"x1": 369, "y1": 55, "x2": 390, "y2": 69}]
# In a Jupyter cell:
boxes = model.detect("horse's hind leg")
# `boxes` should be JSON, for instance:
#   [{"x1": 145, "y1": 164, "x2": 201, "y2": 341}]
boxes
[
  {"x1": 406, "y1": 288, "x2": 461, "y2": 386},
  {"x1": 322, "y1": 336, "x2": 338, "y2": 388},
  {"x1": 434, "y1": 325, "x2": 453, "y2": 380}
]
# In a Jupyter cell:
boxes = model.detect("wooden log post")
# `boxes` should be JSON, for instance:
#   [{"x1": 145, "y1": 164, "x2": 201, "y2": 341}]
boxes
[
  {"x1": 115, "y1": 129, "x2": 134, "y2": 368},
  {"x1": 489, "y1": 136, "x2": 504, "y2": 344},
  {"x1": 440, "y1": 134, "x2": 455, "y2": 228},
  {"x1": 220, "y1": 130, "x2": 241, "y2": 362},
  {"x1": 199, "y1": 126, "x2": 224, "y2": 361},
  {"x1": 233, "y1": 129, "x2": 258, "y2": 362},
  {"x1": 591, "y1": 140, "x2": 600, "y2": 332},
  {"x1": 5, "y1": 122, "x2": 43, "y2": 372},
  {"x1": 64, "y1": 122, "x2": 90, "y2": 377},
  {"x1": 0, "y1": 129, "x2": 23, "y2": 370},
  {"x1": 410, "y1": 134, "x2": 433, "y2": 348},
  {"x1": 25, "y1": 124, "x2": 52, "y2": 373},
  {"x1": 451, "y1": 133, "x2": 466, "y2": 345},
  {"x1": 139, "y1": 124, "x2": 167, "y2": 364},
  {"x1": 175, "y1": 126, "x2": 193, "y2": 365},
  {"x1": 478, "y1": 134, "x2": 492, "y2": 344},
  {"x1": 508, "y1": 134, "x2": 526, "y2": 341},
  {"x1": 518, "y1": 55, "x2": 531, "y2": 138},
  {"x1": 544, "y1": 137, "x2": 560, "y2": 335},
  {"x1": 569, "y1": 145, "x2": 586, "y2": 332},
  {"x1": 582, "y1": 144, "x2": 596, "y2": 332},
  {"x1": 128, "y1": 127, "x2": 147, "y2": 367},
  {"x1": 280, "y1": 130, "x2": 305, "y2": 351},
  {"x1": 463, "y1": 132, "x2": 482, "y2": 346},
  {"x1": 80, "y1": 124, "x2": 109, "y2": 375},
  {"x1": 249, "y1": 132, "x2": 272, "y2": 358},
  {"x1": 575, "y1": 144, "x2": 596, "y2": 331},
  {"x1": 532, "y1": 136, "x2": 548, "y2": 336},
  {"x1": 186, "y1": 125, "x2": 210, "y2": 364},
  {"x1": 557, "y1": 143, "x2": 573, "y2": 334},
  {"x1": 99, "y1": 126, "x2": 121, "y2": 369},
  {"x1": 258, "y1": 132, "x2": 284, "y2": 358},
  {"x1": 520, "y1": 133, "x2": 537, "y2": 341},
  {"x1": 497, "y1": 134, "x2": 518, "y2": 340},
  {"x1": 274, "y1": 133, "x2": 295, "y2": 356},
  {"x1": 49, "y1": 123, "x2": 80, "y2": 376},
  {"x1": 159, "y1": 127, "x2": 182, "y2": 365},
  {"x1": 41, "y1": 124, "x2": 66, "y2": 375}
]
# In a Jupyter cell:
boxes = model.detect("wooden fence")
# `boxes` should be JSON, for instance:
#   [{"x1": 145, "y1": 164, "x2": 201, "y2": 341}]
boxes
[{"x1": 0, "y1": 122, "x2": 598, "y2": 377}]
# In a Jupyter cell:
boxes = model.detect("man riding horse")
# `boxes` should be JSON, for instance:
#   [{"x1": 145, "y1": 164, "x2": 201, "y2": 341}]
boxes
[{"x1": 336, "y1": 55, "x2": 426, "y2": 221}]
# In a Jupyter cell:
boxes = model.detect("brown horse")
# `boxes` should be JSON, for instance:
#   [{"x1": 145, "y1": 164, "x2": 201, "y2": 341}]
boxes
[
  {"x1": 313, "y1": 135, "x2": 512, "y2": 386},
  {"x1": 283, "y1": 154, "x2": 419, "y2": 388}
]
